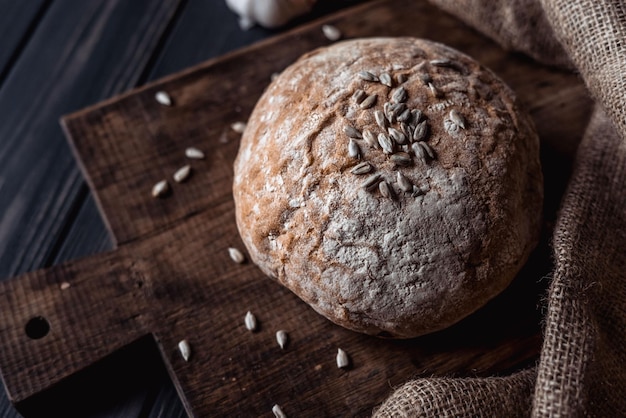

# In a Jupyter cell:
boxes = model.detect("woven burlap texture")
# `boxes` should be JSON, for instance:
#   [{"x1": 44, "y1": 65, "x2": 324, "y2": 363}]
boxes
[{"x1": 374, "y1": 1, "x2": 626, "y2": 416}]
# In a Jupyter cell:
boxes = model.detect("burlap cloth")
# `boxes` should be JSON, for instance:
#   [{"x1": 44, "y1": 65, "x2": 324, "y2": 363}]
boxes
[{"x1": 374, "y1": 0, "x2": 626, "y2": 416}]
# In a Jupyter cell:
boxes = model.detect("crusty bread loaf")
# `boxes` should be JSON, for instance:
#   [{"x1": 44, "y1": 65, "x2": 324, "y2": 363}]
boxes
[{"x1": 233, "y1": 37, "x2": 543, "y2": 338}]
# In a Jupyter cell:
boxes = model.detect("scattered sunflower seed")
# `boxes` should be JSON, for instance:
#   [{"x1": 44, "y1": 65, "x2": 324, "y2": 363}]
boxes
[
  {"x1": 391, "y1": 152, "x2": 412, "y2": 166},
  {"x1": 391, "y1": 86, "x2": 408, "y2": 103},
  {"x1": 350, "y1": 161, "x2": 373, "y2": 175},
  {"x1": 352, "y1": 89, "x2": 367, "y2": 104},
  {"x1": 449, "y1": 109, "x2": 466, "y2": 129},
  {"x1": 374, "y1": 110, "x2": 388, "y2": 129},
  {"x1": 60, "y1": 281, "x2": 71, "y2": 290},
  {"x1": 396, "y1": 73, "x2": 408, "y2": 84},
  {"x1": 363, "y1": 173, "x2": 382, "y2": 191},
  {"x1": 362, "y1": 130, "x2": 379, "y2": 149},
  {"x1": 388, "y1": 127, "x2": 407, "y2": 145},
  {"x1": 359, "y1": 94, "x2": 377, "y2": 109},
  {"x1": 231, "y1": 121, "x2": 247, "y2": 134},
  {"x1": 396, "y1": 172, "x2": 413, "y2": 192},
  {"x1": 322, "y1": 24, "x2": 342, "y2": 41},
  {"x1": 173, "y1": 165, "x2": 191, "y2": 183},
  {"x1": 178, "y1": 339, "x2": 191, "y2": 362},
  {"x1": 272, "y1": 404, "x2": 287, "y2": 418},
  {"x1": 336, "y1": 348, "x2": 350, "y2": 369},
  {"x1": 151, "y1": 180, "x2": 169, "y2": 198},
  {"x1": 228, "y1": 247, "x2": 245, "y2": 264},
  {"x1": 271, "y1": 72, "x2": 280, "y2": 81},
  {"x1": 413, "y1": 120, "x2": 429, "y2": 142},
  {"x1": 377, "y1": 133, "x2": 394, "y2": 154},
  {"x1": 185, "y1": 147, "x2": 205, "y2": 159},
  {"x1": 155, "y1": 91, "x2": 172, "y2": 106},
  {"x1": 358, "y1": 71, "x2": 378, "y2": 82},
  {"x1": 379, "y1": 72, "x2": 393, "y2": 87},
  {"x1": 276, "y1": 330, "x2": 289, "y2": 349},
  {"x1": 348, "y1": 139, "x2": 361, "y2": 159},
  {"x1": 245, "y1": 311, "x2": 257, "y2": 332},
  {"x1": 344, "y1": 125, "x2": 362, "y2": 139}
]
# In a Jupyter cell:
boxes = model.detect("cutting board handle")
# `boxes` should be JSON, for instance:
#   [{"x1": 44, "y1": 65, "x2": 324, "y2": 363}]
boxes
[{"x1": 0, "y1": 248, "x2": 149, "y2": 405}]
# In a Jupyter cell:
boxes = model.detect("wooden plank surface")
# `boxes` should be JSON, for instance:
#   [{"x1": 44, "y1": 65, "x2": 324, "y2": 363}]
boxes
[
  {"x1": 0, "y1": 0, "x2": 49, "y2": 83},
  {"x1": 0, "y1": 0, "x2": 593, "y2": 416}
]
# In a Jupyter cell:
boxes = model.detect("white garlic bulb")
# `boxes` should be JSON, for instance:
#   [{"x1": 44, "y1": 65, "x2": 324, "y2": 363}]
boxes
[{"x1": 225, "y1": 0, "x2": 317, "y2": 30}]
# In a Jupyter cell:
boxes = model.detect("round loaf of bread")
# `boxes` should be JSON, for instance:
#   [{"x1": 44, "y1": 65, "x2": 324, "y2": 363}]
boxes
[{"x1": 233, "y1": 37, "x2": 543, "y2": 338}]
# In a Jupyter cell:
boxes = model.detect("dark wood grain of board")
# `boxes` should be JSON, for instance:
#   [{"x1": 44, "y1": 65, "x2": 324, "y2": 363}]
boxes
[{"x1": 0, "y1": 0, "x2": 593, "y2": 416}]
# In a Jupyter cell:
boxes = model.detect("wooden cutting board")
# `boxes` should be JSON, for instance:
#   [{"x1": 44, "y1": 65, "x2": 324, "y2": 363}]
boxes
[{"x1": 0, "y1": 0, "x2": 592, "y2": 416}]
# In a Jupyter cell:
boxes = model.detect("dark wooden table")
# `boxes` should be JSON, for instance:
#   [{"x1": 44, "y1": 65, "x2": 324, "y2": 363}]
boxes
[{"x1": 0, "y1": 1, "x2": 369, "y2": 416}]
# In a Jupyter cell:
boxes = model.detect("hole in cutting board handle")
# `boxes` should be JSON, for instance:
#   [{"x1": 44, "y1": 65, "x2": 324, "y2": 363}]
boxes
[{"x1": 25, "y1": 316, "x2": 50, "y2": 339}]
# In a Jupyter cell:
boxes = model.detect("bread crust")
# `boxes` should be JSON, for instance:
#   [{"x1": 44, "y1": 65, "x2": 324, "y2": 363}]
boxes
[{"x1": 233, "y1": 37, "x2": 543, "y2": 338}]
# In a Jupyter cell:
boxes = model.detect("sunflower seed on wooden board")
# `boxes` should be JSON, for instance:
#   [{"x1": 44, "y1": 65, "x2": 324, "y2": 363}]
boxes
[
  {"x1": 271, "y1": 72, "x2": 281, "y2": 81},
  {"x1": 352, "y1": 89, "x2": 367, "y2": 104},
  {"x1": 391, "y1": 152, "x2": 412, "y2": 166},
  {"x1": 231, "y1": 121, "x2": 247, "y2": 134},
  {"x1": 228, "y1": 247, "x2": 245, "y2": 264},
  {"x1": 350, "y1": 161, "x2": 373, "y2": 175},
  {"x1": 379, "y1": 72, "x2": 393, "y2": 87},
  {"x1": 155, "y1": 91, "x2": 172, "y2": 106},
  {"x1": 185, "y1": 147, "x2": 205, "y2": 159},
  {"x1": 374, "y1": 110, "x2": 388, "y2": 129},
  {"x1": 178, "y1": 339, "x2": 191, "y2": 361},
  {"x1": 358, "y1": 71, "x2": 378, "y2": 82},
  {"x1": 322, "y1": 24, "x2": 341, "y2": 41},
  {"x1": 363, "y1": 173, "x2": 382, "y2": 191},
  {"x1": 449, "y1": 109, "x2": 466, "y2": 129},
  {"x1": 391, "y1": 86, "x2": 408, "y2": 103},
  {"x1": 60, "y1": 282, "x2": 71, "y2": 290},
  {"x1": 348, "y1": 139, "x2": 361, "y2": 159},
  {"x1": 388, "y1": 127, "x2": 407, "y2": 145},
  {"x1": 276, "y1": 330, "x2": 289, "y2": 349},
  {"x1": 336, "y1": 348, "x2": 350, "y2": 369},
  {"x1": 360, "y1": 94, "x2": 377, "y2": 109},
  {"x1": 272, "y1": 404, "x2": 288, "y2": 418},
  {"x1": 362, "y1": 130, "x2": 379, "y2": 149},
  {"x1": 151, "y1": 180, "x2": 169, "y2": 198},
  {"x1": 245, "y1": 311, "x2": 257, "y2": 331},
  {"x1": 173, "y1": 165, "x2": 191, "y2": 183},
  {"x1": 344, "y1": 125, "x2": 362, "y2": 139},
  {"x1": 396, "y1": 171, "x2": 413, "y2": 192},
  {"x1": 413, "y1": 120, "x2": 429, "y2": 142},
  {"x1": 377, "y1": 133, "x2": 394, "y2": 154}
]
